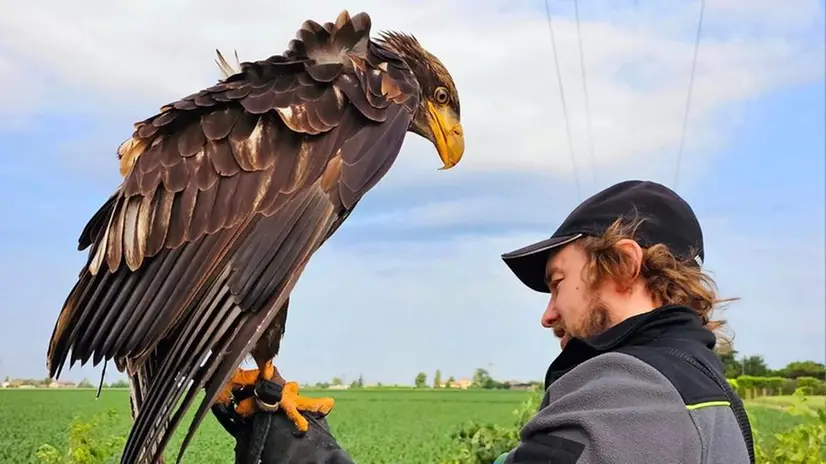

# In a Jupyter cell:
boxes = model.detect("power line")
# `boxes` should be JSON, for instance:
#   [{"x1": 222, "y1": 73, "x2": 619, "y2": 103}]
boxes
[
  {"x1": 674, "y1": 0, "x2": 706, "y2": 189},
  {"x1": 573, "y1": 0, "x2": 597, "y2": 185},
  {"x1": 543, "y1": 0, "x2": 582, "y2": 200},
  {"x1": 632, "y1": 0, "x2": 640, "y2": 159}
]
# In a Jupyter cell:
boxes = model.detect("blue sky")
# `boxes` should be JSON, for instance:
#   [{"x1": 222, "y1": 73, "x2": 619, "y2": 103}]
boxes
[{"x1": 0, "y1": 0, "x2": 823, "y2": 386}]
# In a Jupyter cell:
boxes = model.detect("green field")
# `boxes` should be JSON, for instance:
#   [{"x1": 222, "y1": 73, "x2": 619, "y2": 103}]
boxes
[
  {"x1": 0, "y1": 388, "x2": 531, "y2": 463},
  {"x1": 0, "y1": 389, "x2": 820, "y2": 463}
]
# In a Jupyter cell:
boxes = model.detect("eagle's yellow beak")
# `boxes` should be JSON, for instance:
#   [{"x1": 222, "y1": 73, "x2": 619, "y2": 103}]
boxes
[{"x1": 427, "y1": 101, "x2": 464, "y2": 170}]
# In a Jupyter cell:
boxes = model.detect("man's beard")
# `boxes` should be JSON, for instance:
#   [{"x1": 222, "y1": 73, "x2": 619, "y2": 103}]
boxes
[
  {"x1": 579, "y1": 295, "x2": 611, "y2": 339},
  {"x1": 557, "y1": 291, "x2": 612, "y2": 346}
]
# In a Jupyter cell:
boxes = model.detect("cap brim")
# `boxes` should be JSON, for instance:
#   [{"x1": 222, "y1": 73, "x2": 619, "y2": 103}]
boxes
[{"x1": 500, "y1": 233, "x2": 584, "y2": 293}]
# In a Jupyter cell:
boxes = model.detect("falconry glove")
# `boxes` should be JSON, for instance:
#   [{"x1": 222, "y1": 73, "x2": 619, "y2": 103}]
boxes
[{"x1": 212, "y1": 381, "x2": 355, "y2": 464}]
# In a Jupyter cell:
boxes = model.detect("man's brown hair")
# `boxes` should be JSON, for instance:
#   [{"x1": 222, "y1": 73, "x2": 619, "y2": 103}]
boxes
[{"x1": 577, "y1": 217, "x2": 735, "y2": 349}]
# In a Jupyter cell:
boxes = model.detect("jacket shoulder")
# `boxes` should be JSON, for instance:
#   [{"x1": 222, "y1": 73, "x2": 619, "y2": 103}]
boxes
[
  {"x1": 614, "y1": 344, "x2": 752, "y2": 463},
  {"x1": 614, "y1": 343, "x2": 727, "y2": 406},
  {"x1": 514, "y1": 351, "x2": 701, "y2": 463}
]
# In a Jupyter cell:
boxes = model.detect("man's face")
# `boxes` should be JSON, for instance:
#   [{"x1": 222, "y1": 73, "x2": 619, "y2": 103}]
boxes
[{"x1": 541, "y1": 242, "x2": 612, "y2": 349}]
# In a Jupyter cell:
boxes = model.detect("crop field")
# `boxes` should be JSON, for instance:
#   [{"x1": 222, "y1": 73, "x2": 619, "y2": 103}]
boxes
[
  {"x1": 0, "y1": 388, "x2": 531, "y2": 463},
  {"x1": 0, "y1": 388, "x2": 820, "y2": 463}
]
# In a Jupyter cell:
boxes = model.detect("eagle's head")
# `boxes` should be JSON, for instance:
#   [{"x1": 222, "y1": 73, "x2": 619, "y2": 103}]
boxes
[{"x1": 376, "y1": 31, "x2": 464, "y2": 170}]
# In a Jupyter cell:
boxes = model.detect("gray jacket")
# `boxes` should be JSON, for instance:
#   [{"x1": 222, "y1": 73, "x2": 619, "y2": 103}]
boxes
[{"x1": 498, "y1": 305, "x2": 754, "y2": 464}]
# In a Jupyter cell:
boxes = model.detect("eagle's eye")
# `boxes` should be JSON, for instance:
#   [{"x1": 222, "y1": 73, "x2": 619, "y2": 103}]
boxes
[{"x1": 434, "y1": 87, "x2": 449, "y2": 105}]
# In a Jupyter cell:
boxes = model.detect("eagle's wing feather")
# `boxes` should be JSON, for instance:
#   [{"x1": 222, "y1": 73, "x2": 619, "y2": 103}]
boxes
[{"x1": 45, "y1": 11, "x2": 419, "y2": 464}]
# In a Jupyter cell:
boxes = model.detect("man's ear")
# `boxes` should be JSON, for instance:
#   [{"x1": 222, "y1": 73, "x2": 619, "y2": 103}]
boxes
[{"x1": 614, "y1": 238, "x2": 644, "y2": 292}]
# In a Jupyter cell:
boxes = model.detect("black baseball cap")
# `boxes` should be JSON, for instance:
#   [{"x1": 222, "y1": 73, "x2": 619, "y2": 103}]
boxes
[{"x1": 501, "y1": 180, "x2": 704, "y2": 293}]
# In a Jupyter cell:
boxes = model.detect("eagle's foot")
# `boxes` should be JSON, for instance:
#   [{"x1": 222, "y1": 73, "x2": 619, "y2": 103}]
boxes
[
  {"x1": 213, "y1": 360, "x2": 333, "y2": 433},
  {"x1": 214, "y1": 359, "x2": 278, "y2": 408},
  {"x1": 268, "y1": 381, "x2": 335, "y2": 434},
  {"x1": 228, "y1": 380, "x2": 334, "y2": 434}
]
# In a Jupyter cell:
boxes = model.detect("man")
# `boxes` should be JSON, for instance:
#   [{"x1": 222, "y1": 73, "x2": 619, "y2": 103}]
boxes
[{"x1": 213, "y1": 180, "x2": 755, "y2": 463}]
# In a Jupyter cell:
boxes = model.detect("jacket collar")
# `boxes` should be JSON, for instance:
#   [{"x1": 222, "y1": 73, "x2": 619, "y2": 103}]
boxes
[{"x1": 544, "y1": 305, "x2": 716, "y2": 389}]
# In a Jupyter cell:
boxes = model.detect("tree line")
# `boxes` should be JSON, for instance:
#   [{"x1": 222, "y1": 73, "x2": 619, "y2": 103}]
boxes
[
  {"x1": 10, "y1": 350, "x2": 821, "y2": 391},
  {"x1": 295, "y1": 352, "x2": 826, "y2": 392},
  {"x1": 718, "y1": 350, "x2": 825, "y2": 380},
  {"x1": 718, "y1": 350, "x2": 826, "y2": 399},
  {"x1": 412, "y1": 368, "x2": 543, "y2": 390}
]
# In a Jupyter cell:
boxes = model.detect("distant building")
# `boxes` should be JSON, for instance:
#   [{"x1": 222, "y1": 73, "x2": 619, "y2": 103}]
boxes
[
  {"x1": 440, "y1": 378, "x2": 472, "y2": 389},
  {"x1": 5, "y1": 379, "x2": 34, "y2": 388},
  {"x1": 48, "y1": 380, "x2": 77, "y2": 388},
  {"x1": 1, "y1": 378, "x2": 77, "y2": 388}
]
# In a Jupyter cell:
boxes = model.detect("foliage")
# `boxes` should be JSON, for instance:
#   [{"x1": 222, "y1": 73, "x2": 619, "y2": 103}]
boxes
[
  {"x1": 715, "y1": 351, "x2": 825, "y2": 381},
  {"x1": 718, "y1": 351, "x2": 771, "y2": 378},
  {"x1": 434, "y1": 370, "x2": 442, "y2": 388},
  {"x1": 441, "y1": 386, "x2": 826, "y2": 464},
  {"x1": 415, "y1": 372, "x2": 428, "y2": 388},
  {"x1": 727, "y1": 377, "x2": 739, "y2": 391},
  {"x1": 76, "y1": 379, "x2": 93, "y2": 389},
  {"x1": 750, "y1": 388, "x2": 826, "y2": 463},
  {"x1": 472, "y1": 369, "x2": 494, "y2": 389},
  {"x1": 797, "y1": 377, "x2": 822, "y2": 395},
  {"x1": 440, "y1": 386, "x2": 543, "y2": 464},
  {"x1": 730, "y1": 375, "x2": 825, "y2": 399},
  {"x1": 776, "y1": 362, "x2": 826, "y2": 381},
  {"x1": 350, "y1": 374, "x2": 364, "y2": 389},
  {"x1": 742, "y1": 356, "x2": 771, "y2": 377},
  {"x1": 34, "y1": 409, "x2": 125, "y2": 464}
]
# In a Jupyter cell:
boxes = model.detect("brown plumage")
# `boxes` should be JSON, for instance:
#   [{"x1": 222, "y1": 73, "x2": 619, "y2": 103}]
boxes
[{"x1": 45, "y1": 10, "x2": 464, "y2": 464}]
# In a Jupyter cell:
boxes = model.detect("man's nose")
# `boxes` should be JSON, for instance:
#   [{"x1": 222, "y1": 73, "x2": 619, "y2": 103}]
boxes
[{"x1": 541, "y1": 297, "x2": 559, "y2": 328}]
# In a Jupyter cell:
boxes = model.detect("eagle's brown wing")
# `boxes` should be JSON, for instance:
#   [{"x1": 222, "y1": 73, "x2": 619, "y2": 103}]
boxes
[{"x1": 45, "y1": 11, "x2": 419, "y2": 464}]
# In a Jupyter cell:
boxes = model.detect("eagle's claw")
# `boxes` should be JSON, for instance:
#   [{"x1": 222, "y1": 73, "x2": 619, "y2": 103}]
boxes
[{"x1": 272, "y1": 381, "x2": 335, "y2": 434}]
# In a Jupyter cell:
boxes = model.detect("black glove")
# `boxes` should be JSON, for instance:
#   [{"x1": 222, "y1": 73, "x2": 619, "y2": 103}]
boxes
[{"x1": 211, "y1": 381, "x2": 356, "y2": 464}]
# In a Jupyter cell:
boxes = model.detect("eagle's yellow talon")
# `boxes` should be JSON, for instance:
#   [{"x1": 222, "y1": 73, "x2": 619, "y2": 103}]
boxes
[
  {"x1": 213, "y1": 361, "x2": 334, "y2": 431},
  {"x1": 277, "y1": 381, "x2": 335, "y2": 432},
  {"x1": 215, "y1": 367, "x2": 261, "y2": 406}
]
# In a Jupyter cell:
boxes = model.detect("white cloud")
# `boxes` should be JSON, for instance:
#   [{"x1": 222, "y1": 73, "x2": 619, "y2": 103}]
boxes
[{"x1": 1, "y1": 0, "x2": 822, "y2": 182}]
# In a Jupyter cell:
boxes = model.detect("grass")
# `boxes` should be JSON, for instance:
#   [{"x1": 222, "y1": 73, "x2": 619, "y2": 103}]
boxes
[
  {"x1": 745, "y1": 402, "x2": 815, "y2": 450},
  {"x1": 744, "y1": 394, "x2": 824, "y2": 448},
  {"x1": 0, "y1": 388, "x2": 531, "y2": 464},
  {"x1": 747, "y1": 394, "x2": 826, "y2": 413},
  {"x1": 745, "y1": 395, "x2": 826, "y2": 460},
  {"x1": 0, "y1": 389, "x2": 819, "y2": 464}
]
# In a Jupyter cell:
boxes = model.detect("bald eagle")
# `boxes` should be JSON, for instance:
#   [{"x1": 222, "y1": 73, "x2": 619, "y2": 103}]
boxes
[{"x1": 45, "y1": 10, "x2": 463, "y2": 464}]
